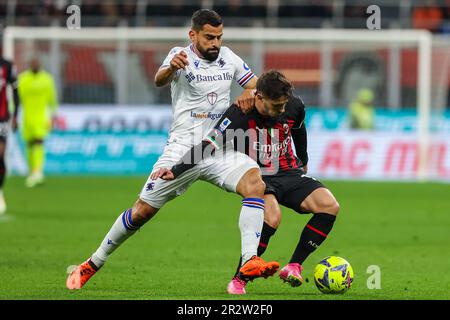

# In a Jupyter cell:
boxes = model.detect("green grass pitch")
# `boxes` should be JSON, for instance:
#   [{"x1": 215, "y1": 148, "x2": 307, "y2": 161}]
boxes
[{"x1": 1, "y1": 176, "x2": 449, "y2": 300}]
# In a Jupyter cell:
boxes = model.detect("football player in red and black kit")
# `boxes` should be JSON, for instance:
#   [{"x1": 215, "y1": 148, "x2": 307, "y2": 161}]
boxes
[
  {"x1": 0, "y1": 57, "x2": 20, "y2": 214},
  {"x1": 152, "y1": 70, "x2": 340, "y2": 295}
]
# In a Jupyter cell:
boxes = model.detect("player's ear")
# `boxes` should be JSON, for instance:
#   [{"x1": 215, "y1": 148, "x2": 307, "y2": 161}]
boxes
[{"x1": 188, "y1": 30, "x2": 196, "y2": 42}]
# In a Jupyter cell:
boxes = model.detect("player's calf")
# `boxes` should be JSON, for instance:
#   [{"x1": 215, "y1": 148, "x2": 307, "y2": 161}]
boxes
[{"x1": 131, "y1": 199, "x2": 159, "y2": 225}]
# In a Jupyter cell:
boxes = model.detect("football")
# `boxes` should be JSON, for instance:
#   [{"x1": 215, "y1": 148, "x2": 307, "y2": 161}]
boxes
[{"x1": 314, "y1": 256, "x2": 354, "y2": 294}]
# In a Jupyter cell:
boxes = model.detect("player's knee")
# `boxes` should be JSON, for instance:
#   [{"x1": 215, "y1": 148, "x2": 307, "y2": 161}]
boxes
[
  {"x1": 253, "y1": 179, "x2": 266, "y2": 197},
  {"x1": 132, "y1": 199, "x2": 159, "y2": 224},
  {"x1": 239, "y1": 169, "x2": 266, "y2": 197},
  {"x1": 320, "y1": 198, "x2": 340, "y2": 216},
  {"x1": 264, "y1": 210, "x2": 281, "y2": 229},
  {"x1": 244, "y1": 178, "x2": 265, "y2": 198}
]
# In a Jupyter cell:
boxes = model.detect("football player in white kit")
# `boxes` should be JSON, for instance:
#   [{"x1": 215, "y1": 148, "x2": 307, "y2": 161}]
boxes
[{"x1": 66, "y1": 9, "x2": 279, "y2": 291}]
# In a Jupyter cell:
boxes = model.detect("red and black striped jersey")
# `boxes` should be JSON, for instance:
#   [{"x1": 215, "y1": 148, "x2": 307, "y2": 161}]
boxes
[
  {"x1": 213, "y1": 96, "x2": 307, "y2": 174},
  {"x1": 0, "y1": 57, "x2": 18, "y2": 121},
  {"x1": 171, "y1": 96, "x2": 309, "y2": 177}
]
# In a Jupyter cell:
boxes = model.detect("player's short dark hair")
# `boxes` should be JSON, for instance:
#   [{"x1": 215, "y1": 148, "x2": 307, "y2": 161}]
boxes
[
  {"x1": 191, "y1": 9, "x2": 223, "y2": 31},
  {"x1": 256, "y1": 70, "x2": 293, "y2": 100}
]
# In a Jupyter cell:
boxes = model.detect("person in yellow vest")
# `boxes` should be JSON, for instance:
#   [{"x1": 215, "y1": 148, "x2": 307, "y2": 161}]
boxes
[
  {"x1": 349, "y1": 88, "x2": 375, "y2": 130},
  {"x1": 18, "y1": 58, "x2": 58, "y2": 187}
]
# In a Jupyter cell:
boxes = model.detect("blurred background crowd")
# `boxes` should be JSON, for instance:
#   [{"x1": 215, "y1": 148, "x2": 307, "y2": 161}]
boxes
[{"x1": 1, "y1": 0, "x2": 450, "y2": 33}]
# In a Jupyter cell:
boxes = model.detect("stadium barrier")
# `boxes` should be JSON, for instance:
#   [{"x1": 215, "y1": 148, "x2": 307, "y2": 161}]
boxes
[{"x1": 7, "y1": 105, "x2": 450, "y2": 181}]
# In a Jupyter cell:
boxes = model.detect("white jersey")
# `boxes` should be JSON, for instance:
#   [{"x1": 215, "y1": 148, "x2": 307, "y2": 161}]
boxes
[{"x1": 160, "y1": 44, "x2": 255, "y2": 146}]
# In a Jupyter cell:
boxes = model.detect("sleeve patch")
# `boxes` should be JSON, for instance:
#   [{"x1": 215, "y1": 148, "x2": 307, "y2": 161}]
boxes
[{"x1": 218, "y1": 117, "x2": 232, "y2": 133}]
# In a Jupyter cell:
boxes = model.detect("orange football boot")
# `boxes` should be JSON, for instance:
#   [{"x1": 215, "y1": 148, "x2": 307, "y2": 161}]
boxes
[
  {"x1": 239, "y1": 256, "x2": 279, "y2": 279},
  {"x1": 66, "y1": 259, "x2": 98, "y2": 290}
]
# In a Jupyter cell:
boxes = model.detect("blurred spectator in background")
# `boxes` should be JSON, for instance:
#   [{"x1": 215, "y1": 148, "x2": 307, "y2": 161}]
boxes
[
  {"x1": 412, "y1": 0, "x2": 444, "y2": 33},
  {"x1": 349, "y1": 88, "x2": 375, "y2": 130},
  {"x1": 102, "y1": 0, "x2": 119, "y2": 27},
  {"x1": 146, "y1": 0, "x2": 201, "y2": 27},
  {"x1": 18, "y1": 58, "x2": 58, "y2": 188},
  {"x1": 279, "y1": 0, "x2": 332, "y2": 28},
  {"x1": 214, "y1": 0, "x2": 265, "y2": 27}
]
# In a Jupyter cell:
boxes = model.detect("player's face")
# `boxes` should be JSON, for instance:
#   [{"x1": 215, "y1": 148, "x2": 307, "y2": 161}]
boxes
[
  {"x1": 191, "y1": 24, "x2": 223, "y2": 61},
  {"x1": 257, "y1": 94, "x2": 289, "y2": 118}
]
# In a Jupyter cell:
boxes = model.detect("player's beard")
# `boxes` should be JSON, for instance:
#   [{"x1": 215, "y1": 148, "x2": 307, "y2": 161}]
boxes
[{"x1": 201, "y1": 47, "x2": 220, "y2": 62}]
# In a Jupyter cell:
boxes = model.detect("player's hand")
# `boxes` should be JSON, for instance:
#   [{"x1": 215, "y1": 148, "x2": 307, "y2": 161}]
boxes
[
  {"x1": 301, "y1": 165, "x2": 308, "y2": 174},
  {"x1": 235, "y1": 89, "x2": 256, "y2": 113},
  {"x1": 169, "y1": 51, "x2": 189, "y2": 71},
  {"x1": 11, "y1": 116, "x2": 18, "y2": 132},
  {"x1": 150, "y1": 168, "x2": 175, "y2": 181}
]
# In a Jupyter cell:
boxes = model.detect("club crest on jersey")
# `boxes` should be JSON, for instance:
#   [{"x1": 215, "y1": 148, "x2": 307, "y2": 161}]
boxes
[
  {"x1": 283, "y1": 123, "x2": 290, "y2": 134},
  {"x1": 218, "y1": 117, "x2": 232, "y2": 132},
  {"x1": 218, "y1": 58, "x2": 226, "y2": 68},
  {"x1": 207, "y1": 92, "x2": 218, "y2": 105}
]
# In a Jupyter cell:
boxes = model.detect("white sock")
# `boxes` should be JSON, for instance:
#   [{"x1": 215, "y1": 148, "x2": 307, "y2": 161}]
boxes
[
  {"x1": 90, "y1": 209, "x2": 139, "y2": 268},
  {"x1": 239, "y1": 198, "x2": 265, "y2": 264}
]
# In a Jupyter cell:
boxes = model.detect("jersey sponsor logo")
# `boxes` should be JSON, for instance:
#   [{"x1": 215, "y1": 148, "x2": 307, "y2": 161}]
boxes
[
  {"x1": 218, "y1": 117, "x2": 232, "y2": 132},
  {"x1": 195, "y1": 72, "x2": 233, "y2": 82},
  {"x1": 207, "y1": 92, "x2": 218, "y2": 105},
  {"x1": 185, "y1": 72, "x2": 195, "y2": 83},
  {"x1": 190, "y1": 111, "x2": 223, "y2": 120},
  {"x1": 253, "y1": 129, "x2": 291, "y2": 157}
]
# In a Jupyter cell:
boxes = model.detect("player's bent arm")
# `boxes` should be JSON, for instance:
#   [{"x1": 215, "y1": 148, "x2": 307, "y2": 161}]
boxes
[
  {"x1": 155, "y1": 51, "x2": 189, "y2": 87},
  {"x1": 243, "y1": 75, "x2": 257, "y2": 89},
  {"x1": 12, "y1": 86, "x2": 19, "y2": 118},
  {"x1": 154, "y1": 66, "x2": 177, "y2": 87},
  {"x1": 291, "y1": 124, "x2": 309, "y2": 168},
  {"x1": 235, "y1": 76, "x2": 258, "y2": 113}
]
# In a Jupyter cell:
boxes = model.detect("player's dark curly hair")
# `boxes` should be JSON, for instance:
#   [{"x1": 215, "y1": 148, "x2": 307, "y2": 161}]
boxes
[
  {"x1": 256, "y1": 70, "x2": 293, "y2": 100},
  {"x1": 191, "y1": 9, "x2": 223, "y2": 31}
]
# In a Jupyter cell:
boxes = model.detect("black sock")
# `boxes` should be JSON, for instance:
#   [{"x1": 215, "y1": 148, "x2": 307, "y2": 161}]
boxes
[
  {"x1": 257, "y1": 222, "x2": 277, "y2": 256},
  {"x1": 0, "y1": 156, "x2": 5, "y2": 189},
  {"x1": 289, "y1": 213, "x2": 336, "y2": 265},
  {"x1": 234, "y1": 222, "x2": 277, "y2": 279}
]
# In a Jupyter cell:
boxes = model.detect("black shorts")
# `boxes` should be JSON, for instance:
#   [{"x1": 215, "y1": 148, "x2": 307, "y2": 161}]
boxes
[
  {"x1": 263, "y1": 169, "x2": 325, "y2": 214},
  {"x1": 0, "y1": 121, "x2": 8, "y2": 142}
]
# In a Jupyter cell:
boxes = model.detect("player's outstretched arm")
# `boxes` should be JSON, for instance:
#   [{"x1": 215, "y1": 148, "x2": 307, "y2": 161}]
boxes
[
  {"x1": 170, "y1": 140, "x2": 216, "y2": 179},
  {"x1": 150, "y1": 168, "x2": 175, "y2": 180},
  {"x1": 159, "y1": 105, "x2": 244, "y2": 180}
]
